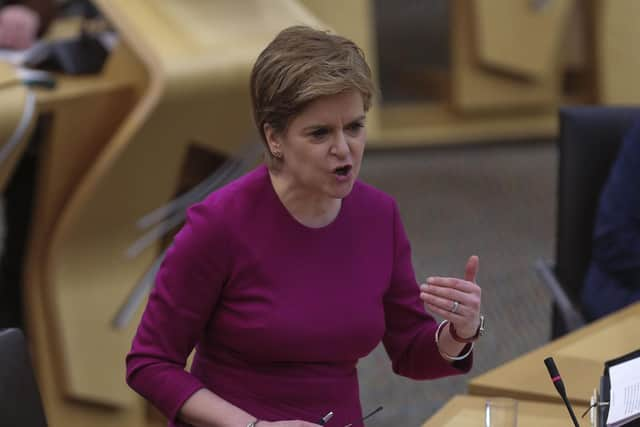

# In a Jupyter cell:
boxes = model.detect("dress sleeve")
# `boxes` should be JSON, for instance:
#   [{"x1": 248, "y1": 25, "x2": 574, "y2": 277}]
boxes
[
  {"x1": 382, "y1": 200, "x2": 472, "y2": 380},
  {"x1": 126, "y1": 201, "x2": 230, "y2": 422}
]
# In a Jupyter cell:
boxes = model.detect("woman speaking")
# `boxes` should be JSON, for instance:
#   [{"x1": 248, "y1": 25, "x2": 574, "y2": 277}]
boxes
[{"x1": 126, "y1": 25, "x2": 484, "y2": 427}]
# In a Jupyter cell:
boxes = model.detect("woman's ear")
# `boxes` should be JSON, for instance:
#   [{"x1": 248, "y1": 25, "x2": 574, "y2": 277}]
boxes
[{"x1": 263, "y1": 123, "x2": 282, "y2": 157}]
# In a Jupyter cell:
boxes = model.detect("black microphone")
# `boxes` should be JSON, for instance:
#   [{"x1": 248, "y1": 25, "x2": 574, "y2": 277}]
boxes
[{"x1": 544, "y1": 357, "x2": 580, "y2": 427}]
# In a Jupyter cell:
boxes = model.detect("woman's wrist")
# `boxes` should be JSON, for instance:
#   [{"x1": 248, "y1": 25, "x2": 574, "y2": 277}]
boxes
[
  {"x1": 178, "y1": 388, "x2": 259, "y2": 427},
  {"x1": 435, "y1": 319, "x2": 473, "y2": 361},
  {"x1": 450, "y1": 315, "x2": 485, "y2": 343}
]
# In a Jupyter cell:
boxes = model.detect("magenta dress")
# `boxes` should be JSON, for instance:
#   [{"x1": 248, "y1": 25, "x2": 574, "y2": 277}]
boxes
[{"x1": 126, "y1": 165, "x2": 472, "y2": 426}]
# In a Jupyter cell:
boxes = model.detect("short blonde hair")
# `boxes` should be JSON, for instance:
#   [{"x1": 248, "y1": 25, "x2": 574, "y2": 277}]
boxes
[{"x1": 250, "y1": 25, "x2": 375, "y2": 160}]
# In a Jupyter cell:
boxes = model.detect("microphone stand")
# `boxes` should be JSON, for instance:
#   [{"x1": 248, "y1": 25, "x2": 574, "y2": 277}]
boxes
[{"x1": 544, "y1": 357, "x2": 580, "y2": 427}]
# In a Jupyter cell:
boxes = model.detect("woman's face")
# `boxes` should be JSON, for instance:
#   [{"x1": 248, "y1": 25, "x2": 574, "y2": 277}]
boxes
[{"x1": 266, "y1": 90, "x2": 366, "y2": 200}]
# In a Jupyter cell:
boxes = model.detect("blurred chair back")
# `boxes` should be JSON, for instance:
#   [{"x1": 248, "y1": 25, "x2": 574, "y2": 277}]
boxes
[
  {"x1": 539, "y1": 106, "x2": 640, "y2": 338},
  {"x1": 0, "y1": 328, "x2": 47, "y2": 427}
]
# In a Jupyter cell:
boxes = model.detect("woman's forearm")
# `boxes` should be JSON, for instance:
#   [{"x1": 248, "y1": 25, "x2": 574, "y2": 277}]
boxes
[{"x1": 179, "y1": 388, "x2": 256, "y2": 427}]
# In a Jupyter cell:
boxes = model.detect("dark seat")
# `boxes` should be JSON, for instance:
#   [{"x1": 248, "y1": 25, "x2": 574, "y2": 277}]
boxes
[
  {"x1": 537, "y1": 106, "x2": 640, "y2": 339},
  {"x1": 0, "y1": 328, "x2": 48, "y2": 426}
]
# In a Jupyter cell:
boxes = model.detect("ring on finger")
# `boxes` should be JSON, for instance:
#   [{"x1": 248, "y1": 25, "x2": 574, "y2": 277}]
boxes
[{"x1": 450, "y1": 300, "x2": 460, "y2": 314}]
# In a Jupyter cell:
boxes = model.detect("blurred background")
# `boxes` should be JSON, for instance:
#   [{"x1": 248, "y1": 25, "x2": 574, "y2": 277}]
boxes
[{"x1": 0, "y1": 0, "x2": 637, "y2": 426}]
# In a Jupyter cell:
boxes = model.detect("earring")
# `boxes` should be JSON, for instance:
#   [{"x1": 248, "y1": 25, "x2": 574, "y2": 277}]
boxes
[{"x1": 272, "y1": 150, "x2": 282, "y2": 158}]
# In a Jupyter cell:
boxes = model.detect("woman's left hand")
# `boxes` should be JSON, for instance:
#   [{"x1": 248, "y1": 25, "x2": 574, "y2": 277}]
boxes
[{"x1": 419, "y1": 255, "x2": 482, "y2": 338}]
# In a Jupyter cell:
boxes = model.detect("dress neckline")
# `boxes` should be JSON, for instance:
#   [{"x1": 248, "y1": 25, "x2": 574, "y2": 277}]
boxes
[{"x1": 260, "y1": 165, "x2": 350, "y2": 232}]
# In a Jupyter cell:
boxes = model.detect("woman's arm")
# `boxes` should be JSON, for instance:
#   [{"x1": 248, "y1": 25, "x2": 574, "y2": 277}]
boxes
[
  {"x1": 178, "y1": 389, "x2": 255, "y2": 427},
  {"x1": 381, "y1": 200, "x2": 476, "y2": 378},
  {"x1": 180, "y1": 389, "x2": 320, "y2": 427},
  {"x1": 126, "y1": 203, "x2": 232, "y2": 422},
  {"x1": 432, "y1": 319, "x2": 472, "y2": 361},
  {"x1": 420, "y1": 255, "x2": 482, "y2": 362},
  {"x1": 126, "y1": 202, "x2": 321, "y2": 427}
]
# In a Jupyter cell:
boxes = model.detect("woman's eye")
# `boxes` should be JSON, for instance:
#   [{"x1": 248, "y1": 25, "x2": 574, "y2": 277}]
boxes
[
  {"x1": 347, "y1": 122, "x2": 364, "y2": 133},
  {"x1": 311, "y1": 128, "x2": 329, "y2": 139}
]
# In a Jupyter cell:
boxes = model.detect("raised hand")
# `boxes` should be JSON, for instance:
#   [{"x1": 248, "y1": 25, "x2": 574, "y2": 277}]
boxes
[{"x1": 419, "y1": 255, "x2": 482, "y2": 339}]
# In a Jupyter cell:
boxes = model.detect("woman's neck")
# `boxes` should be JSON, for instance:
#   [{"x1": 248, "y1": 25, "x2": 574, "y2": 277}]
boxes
[{"x1": 269, "y1": 169, "x2": 341, "y2": 228}]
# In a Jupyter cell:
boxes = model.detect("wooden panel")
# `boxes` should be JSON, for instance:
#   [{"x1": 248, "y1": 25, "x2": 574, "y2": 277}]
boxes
[
  {"x1": 24, "y1": 259, "x2": 148, "y2": 427},
  {"x1": 39, "y1": 88, "x2": 137, "y2": 406},
  {"x1": 24, "y1": 68, "x2": 143, "y2": 427},
  {"x1": 468, "y1": 302, "x2": 640, "y2": 406},
  {"x1": 422, "y1": 395, "x2": 589, "y2": 427},
  {"x1": 474, "y1": 0, "x2": 573, "y2": 79},
  {"x1": 595, "y1": 0, "x2": 640, "y2": 104},
  {"x1": 374, "y1": 103, "x2": 557, "y2": 146},
  {"x1": 18, "y1": 33, "x2": 152, "y2": 427},
  {"x1": 450, "y1": 0, "x2": 561, "y2": 113}
]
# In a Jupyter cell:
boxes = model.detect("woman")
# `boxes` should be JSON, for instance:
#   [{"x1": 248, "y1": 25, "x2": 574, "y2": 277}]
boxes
[{"x1": 126, "y1": 26, "x2": 483, "y2": 427}]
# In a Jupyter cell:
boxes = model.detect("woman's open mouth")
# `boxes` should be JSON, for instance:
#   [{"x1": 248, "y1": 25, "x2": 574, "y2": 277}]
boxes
[
  {"x1": 334, "y1": 164, "x2": 352, "y2": 177},
  {"x1": 333, "y1": 164, "x2": 353, "y2": 183}
]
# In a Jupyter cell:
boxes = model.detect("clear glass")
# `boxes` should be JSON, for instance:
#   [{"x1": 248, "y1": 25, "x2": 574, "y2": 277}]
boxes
[{"x1": 485, "y1": 398, "x2": 518, "y2": 427}]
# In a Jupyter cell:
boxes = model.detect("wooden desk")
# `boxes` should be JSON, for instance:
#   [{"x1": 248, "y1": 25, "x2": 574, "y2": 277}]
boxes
[
  {"x1": 422, "y1": 395, "x2": 589, "y2": 427},
  {"x1": 22, "y1": 47, "x2": 144, "y2": 427},
  {"x1": 469, "y1": 302, "x2": 640, "y2": 406}
]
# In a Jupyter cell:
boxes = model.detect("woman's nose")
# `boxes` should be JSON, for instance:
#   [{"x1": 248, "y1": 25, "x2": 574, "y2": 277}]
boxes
[{"x1": 331, "y1": 132, "x2": 350, "y2": 157}]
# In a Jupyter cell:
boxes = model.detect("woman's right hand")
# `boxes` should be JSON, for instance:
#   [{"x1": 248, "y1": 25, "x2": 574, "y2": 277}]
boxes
[{"x1": 261, "y1": 421, "x2": 321, "y2": 427}]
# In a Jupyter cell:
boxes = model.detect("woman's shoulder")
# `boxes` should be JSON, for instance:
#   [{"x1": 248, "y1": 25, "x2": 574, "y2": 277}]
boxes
[
  {"x1": 198, "y1": 165, "x2": 268, "y2": 207},
  {"x1": 186, "y1": 166, "x2": 269, "y2": 225}
]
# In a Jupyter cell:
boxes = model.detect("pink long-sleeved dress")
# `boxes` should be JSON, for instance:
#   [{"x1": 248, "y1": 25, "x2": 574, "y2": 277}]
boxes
[{"x1": 126, "y1": 165, "x2": 472, "y2": 427}]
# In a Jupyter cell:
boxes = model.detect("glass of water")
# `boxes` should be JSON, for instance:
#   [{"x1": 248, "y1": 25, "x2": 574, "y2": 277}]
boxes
[{"x1": 485, "y1": 398, "x2": 518, "y2": 427}]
